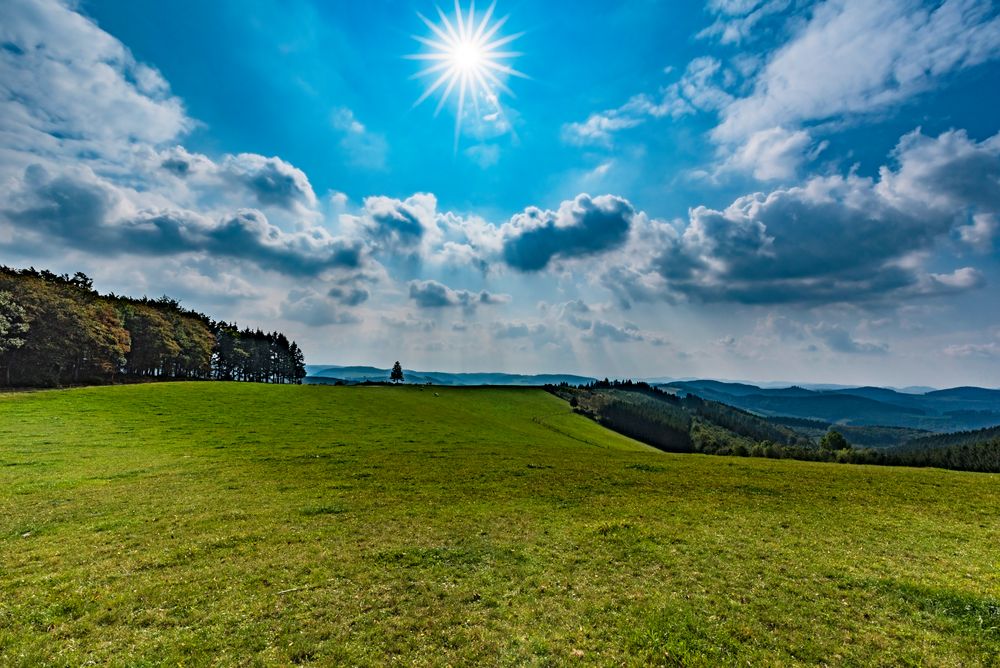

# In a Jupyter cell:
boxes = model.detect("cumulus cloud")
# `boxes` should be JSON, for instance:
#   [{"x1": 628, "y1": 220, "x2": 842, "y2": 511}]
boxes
[
  {"x1": 358, "y1": 193, "x2": 438, "y2": 254},
  {"x1": 159, "y1": 146, "x2": 215, "y2": 178},
  {"x1": 2, "y1": 164, "x2": 363, "y2": 276},
  {"x1": 604, "y1": 129, "x2": 999, "y2": 305},
  {"x1": 220, "y1": 154, "x2": 318, "y2": 212},
  {"x1": 280, "y1": 288, "x2": 362, "y2": 327},
  {"x1": 721, "y1": 126, "x2": 824, "y2": 181},
  {"x1": 0, "y1": 0, "x2": 376, "y2": 292},
  {"x1": 959, "y1": 213, "x2": 998, "y2": 251},
  {"x1": 0, "y1": 0, "x2": 190, "y2": 174},
  {"x1": 407, "y1": 279, "x2": 511, "y2": 311},
  {"x1": 502, "y1": 194, "x2": 636, "y2": 271}
]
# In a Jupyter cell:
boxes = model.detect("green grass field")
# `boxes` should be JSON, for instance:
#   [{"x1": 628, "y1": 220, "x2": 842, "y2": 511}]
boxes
[{"x1": 1, "y1": 383, "x2": 998, "y2": 666}]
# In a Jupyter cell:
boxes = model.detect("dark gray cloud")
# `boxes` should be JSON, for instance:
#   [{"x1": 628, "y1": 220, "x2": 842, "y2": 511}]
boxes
[
  {"x1": 2, "y1": 165, "x2": 362, "y2": 276},
  {"x1": 362, "y1": 194, "x2": 436, "y2": 252},
  {"x1": 605, "y1": 129, "x2": 999, "y2": 306},
  {"x1": 328, "y1": 285, "x2": 370, "y2": 307},
  {"x1": 161, "y1": 157, "x2": 192, "y2": 176},
  {"x1": 502, "y1": 194, "x2": 635, "y2": 271},
  {"x1": 221, "y1": 154, "x2": 317, "y2": 212},
  {"x1": 408, "y1": 279, "x2": 511, "y2": 311}
]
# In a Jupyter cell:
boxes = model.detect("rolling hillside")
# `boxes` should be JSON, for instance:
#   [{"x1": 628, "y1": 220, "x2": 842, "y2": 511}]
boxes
[{"x1": 1, "y1": 384, "x2": 997, "y2": 665}]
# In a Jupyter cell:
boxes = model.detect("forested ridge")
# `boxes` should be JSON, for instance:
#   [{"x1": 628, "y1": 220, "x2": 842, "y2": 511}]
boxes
[
  {"x1": 0, "y1": 266, "x2": 306, "y2": 388},
  {"x1": 552, "y1": 381, "x2": 1000, "y2": 473}
]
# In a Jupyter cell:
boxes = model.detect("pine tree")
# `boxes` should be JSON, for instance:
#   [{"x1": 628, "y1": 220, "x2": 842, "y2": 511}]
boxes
[{"x1": 390, "y1": 361, "x2": 404, "y2": 384}]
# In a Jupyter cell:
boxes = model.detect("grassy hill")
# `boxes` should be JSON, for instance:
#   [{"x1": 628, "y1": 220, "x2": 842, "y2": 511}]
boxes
[
  {"x1": 1, "y1": 384, "x2": 998, "y2": 666},
  {"x1": 304, "y1": 365, "x2": 597, "y2": 387}
]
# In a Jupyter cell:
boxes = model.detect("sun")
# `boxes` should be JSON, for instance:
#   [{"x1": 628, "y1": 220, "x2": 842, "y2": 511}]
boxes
[{"x1": 407, "y1": 1, "x2": 527, "y2": 147}]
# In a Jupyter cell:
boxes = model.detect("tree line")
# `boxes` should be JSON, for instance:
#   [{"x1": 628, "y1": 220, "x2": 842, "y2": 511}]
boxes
[{"x1": 0, "y1": 266, "x2": 306, "y2": 388}]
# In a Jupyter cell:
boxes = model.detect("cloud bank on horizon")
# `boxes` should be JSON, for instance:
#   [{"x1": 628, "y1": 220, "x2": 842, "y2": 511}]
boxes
[{"x1": 1, "y1": 0, "x2": 999, "y2": 386}]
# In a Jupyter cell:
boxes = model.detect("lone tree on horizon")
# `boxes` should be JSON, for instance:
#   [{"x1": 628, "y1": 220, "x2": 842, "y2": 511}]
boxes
[
  {"x1": 820, "y1": 429, "x2": 850, "y2": 451},
  {"x1": 390, "y1": 361, "x2": 404, "y2": 384}
]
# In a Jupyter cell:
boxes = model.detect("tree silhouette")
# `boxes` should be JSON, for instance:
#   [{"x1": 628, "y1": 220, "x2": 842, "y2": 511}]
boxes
[{"x1": 390, "y1": 361, "x2": 404, "y2": 384}]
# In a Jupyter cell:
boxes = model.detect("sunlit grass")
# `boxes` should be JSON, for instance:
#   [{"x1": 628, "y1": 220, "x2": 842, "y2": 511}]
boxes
[{"x1": 0, "y1": 383, "x2": 997, "y2": 665}]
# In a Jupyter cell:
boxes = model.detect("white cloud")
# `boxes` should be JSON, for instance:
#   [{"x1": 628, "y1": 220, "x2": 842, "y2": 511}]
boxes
[
  {"x1": 561, "y1": 114, "x2": 644, "y2": 148},
  {"x1": 721, "y1": 126, "x2": 821, "y2": 181},
  {"x1": 944, "y1": 342, "x2": 1000, "y2": 358},
  {"x1": 0, "y1": 0, "x2": 190, "y2": 176},
  {"x1": 560, "y1": 58, "x2": 732, "y2": 147},
  {"x1": 565, "y1": 0, "x2": 1000, "y2": 182},
  {"x1": 699, "y1": 0, "x2": 797, "y2": 45},
  {"x1": 714, "y1": 0, "x2": 1000, "y2": 143},
  {"x1": 959, "y1": 213, "x2": 998, "y2": 251}
]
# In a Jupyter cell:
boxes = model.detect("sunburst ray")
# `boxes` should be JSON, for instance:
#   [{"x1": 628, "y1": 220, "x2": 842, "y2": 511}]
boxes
[{"x1": 409, "y1": 1, "x2": 526, "y2": 149}]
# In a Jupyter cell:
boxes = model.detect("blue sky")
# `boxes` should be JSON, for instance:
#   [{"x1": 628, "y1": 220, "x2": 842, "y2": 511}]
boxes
[{"x1": 2, "y1": 0, "x2": 1000, "y2": 386}]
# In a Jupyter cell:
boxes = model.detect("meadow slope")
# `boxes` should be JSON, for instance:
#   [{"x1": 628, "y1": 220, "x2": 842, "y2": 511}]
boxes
[{"x1": 0, "y1": 383, "x2": 997, "y2": 666}]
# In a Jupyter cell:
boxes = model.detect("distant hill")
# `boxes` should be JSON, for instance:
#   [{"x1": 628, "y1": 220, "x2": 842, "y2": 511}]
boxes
[
  {"x1": 896, "y1": 424, "x2": 1000, "y2": 452},
  {"x1": 925, "y1": 386, "x2": 1000, "y2": 400},
  {"x1": 304, "y1": 365, "x2": 596, "y2": 387},
  {"x1": 828, "y1": 386, "x2": 921, "y2": 404},
  {"x1": 660, "y1": 380, "x2": 1000, "y2": 432}
]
